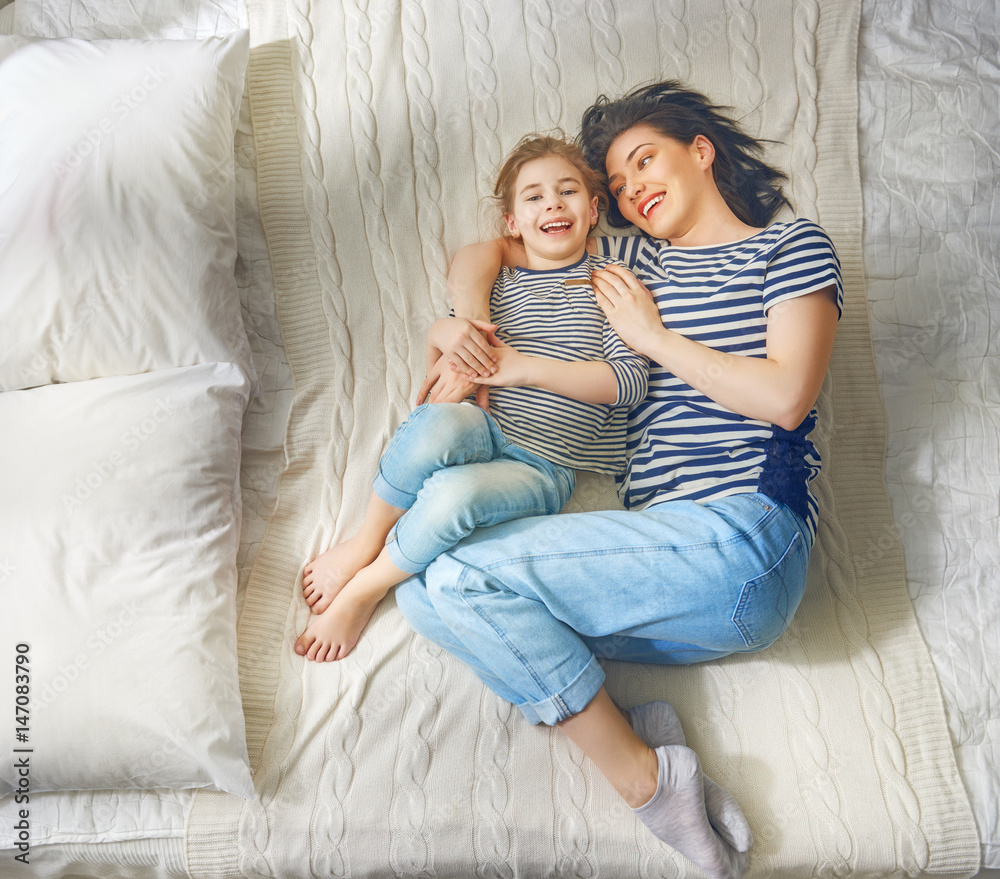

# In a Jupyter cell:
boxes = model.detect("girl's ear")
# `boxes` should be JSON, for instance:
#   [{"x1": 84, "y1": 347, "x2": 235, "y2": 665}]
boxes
[
  {"x1": 504, "y1": 213, "x2": 520, "y2": 238},
  {"x1": 588, "y1": 195, "x2": 599, "y2": 228}
]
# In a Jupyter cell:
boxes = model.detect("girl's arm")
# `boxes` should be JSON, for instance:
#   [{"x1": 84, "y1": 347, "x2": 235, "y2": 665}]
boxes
[
  {"x1": 592, "y1": 264, "x2": 839, "y2": 431},
  {"x1": 467, "y1": 335, "x2": 621, "y2": 405}
]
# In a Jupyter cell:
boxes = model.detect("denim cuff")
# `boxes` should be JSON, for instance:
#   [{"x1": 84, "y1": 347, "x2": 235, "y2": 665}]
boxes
[
  {"x1": 384, "y1": 533, "x2": 429, "y2": 575},
  {"x1": 372, "y1": 470, "x2": 417, "y2": 510},
  {"x1": 515, "y1": 653, "x2": 606, "y2": 726}
]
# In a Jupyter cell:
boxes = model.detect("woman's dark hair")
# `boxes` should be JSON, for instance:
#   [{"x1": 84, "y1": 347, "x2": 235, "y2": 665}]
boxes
[{"x1": 578, "y1": 80, "x2": 791, "y2": 228}]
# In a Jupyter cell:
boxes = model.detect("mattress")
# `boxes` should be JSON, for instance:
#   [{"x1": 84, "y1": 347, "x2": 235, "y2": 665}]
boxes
[{"x1": 0, "y1": 0, "x2": 997, "y2": 876}]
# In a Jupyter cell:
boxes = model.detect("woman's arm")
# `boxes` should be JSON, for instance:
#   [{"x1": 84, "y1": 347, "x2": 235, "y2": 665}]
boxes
[
  {"x1": 417, "y1": 237, "x2": 528, "y2": 405},
  {"x1": 592, "y1": 264, "x2": 838, "y2": 431},
  {"x1": 447, "y1": 239, "x2": 504, "y2": 321}
]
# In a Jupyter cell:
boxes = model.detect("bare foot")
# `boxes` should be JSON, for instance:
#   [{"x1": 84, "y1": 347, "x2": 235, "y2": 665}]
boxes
[
  {"x1": 302, "y1": 535, "x2": 381, "y2": 614},
  {"x1": 294, "y1": 586, "x2": 380, "y2": 662}
]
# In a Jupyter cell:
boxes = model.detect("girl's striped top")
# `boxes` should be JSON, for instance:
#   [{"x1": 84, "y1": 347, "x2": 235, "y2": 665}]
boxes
[
  {"x1": 487, "y1": 253, "x2": 649, "y2": 475},
  {"x1": 597, "y1": 219, "x2": 843, "y2": 538}
]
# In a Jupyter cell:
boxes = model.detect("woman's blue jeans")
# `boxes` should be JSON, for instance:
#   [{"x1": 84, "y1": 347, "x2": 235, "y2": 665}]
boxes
[
  {"x1": 396, "y1": 487, "x2": 811, "y2": 726},
  {"x1": 373, "y1": 402, "x2": 576, "y2": 574}
]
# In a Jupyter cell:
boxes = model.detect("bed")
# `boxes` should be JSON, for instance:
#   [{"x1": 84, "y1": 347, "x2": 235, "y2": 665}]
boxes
[{"x1": 0, "y1": 0, "x2": 996, "y2": 876}]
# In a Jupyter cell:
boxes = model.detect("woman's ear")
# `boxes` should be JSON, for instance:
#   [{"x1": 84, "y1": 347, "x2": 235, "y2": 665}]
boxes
[{"x1": 692, "y1": 134, "x2": 715, "y2": 170}]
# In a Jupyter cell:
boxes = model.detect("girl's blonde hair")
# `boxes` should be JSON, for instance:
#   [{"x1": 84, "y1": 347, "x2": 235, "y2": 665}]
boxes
[{"x1": 492, "y1": 134, "x2": 606, "y2": 235}]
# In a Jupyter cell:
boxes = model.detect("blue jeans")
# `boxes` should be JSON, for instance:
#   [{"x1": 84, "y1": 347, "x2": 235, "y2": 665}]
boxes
[
  {"x1": 373, "y1": 402, "x2": 576, "y2": 574},
  {"x1": 396, "y1": 491, "x2": 811, "y2": 725}
]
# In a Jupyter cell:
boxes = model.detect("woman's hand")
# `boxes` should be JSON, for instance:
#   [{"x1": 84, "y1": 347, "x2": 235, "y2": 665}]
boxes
[
  {"x1": 591, "y1": 264, "x2": 665, "y2": 355},
  {"x1": 428, "y1": 316, "x2": 498, "y2": 377},
  {"x1": 416, "y1": 351, "x2": 489, "y2": 409}
]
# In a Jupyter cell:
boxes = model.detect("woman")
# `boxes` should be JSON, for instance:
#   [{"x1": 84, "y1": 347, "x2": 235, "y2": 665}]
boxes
[{"x1": 400, "y1": 81, "x2": 842, "y2": 879}]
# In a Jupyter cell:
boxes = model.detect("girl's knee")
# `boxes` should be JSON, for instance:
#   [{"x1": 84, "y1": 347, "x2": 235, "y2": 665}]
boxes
[
  {"x1": 413, "y1": 469, "x2": 483, "y2": 529},
  {"x1": 414, "y1": 401, "x2": 483, "y2": 440},
  {"x1": 404, "y1": 403, "x2": 490, "y2": 468}
]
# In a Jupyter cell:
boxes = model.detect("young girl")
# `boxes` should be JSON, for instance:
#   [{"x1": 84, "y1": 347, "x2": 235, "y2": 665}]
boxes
[
  {"x1": 400, "y1": 81, "x2": 843, "y2": 879},
  {"x1": 294, "y1": 135, "x2": 648, "y2": 663}
]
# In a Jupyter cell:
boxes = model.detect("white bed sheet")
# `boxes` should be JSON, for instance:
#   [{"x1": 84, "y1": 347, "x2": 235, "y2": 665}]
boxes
[
  {"x1": 1, "y1": 0, "x2": 997, "y2": 872},
  {"x1": 859, "y1": 0, "x2": 1000, "y2": 867}
]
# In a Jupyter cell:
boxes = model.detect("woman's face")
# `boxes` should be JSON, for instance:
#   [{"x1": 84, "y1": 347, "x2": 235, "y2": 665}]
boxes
[
  {"x1": 504, "y1": 155, "x2": 598, "y2": 269},
  {"x1": 605, "y1": 124, "x2": 714, "y2": 241}
]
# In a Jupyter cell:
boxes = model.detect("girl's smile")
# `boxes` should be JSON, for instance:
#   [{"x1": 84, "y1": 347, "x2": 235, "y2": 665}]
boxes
[{"x1": 504, "y1": 155, "x2": 598, "y2": 270}]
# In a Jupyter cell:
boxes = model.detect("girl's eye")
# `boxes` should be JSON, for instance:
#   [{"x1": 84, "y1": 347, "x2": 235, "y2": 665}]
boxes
[{"x1": 561, "y1": 189, "x2": 577, "y2": 196}]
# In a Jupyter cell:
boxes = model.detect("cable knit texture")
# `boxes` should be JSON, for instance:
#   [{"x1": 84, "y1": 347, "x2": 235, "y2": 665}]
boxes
[{"x1": 183, "y1": 1, "x2": 981, "y2": 876}]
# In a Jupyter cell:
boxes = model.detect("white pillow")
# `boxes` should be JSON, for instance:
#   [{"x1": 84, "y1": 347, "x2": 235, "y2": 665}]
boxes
[
  {"x1": 13, "y1": 0, "x2": 241, "y2": 39},
  {"x1": 0, "y1": 362, "x2": 253, "y2": 796},
  {"x1": 0, "y1": 31, "x2": 253, "y2": 391}
]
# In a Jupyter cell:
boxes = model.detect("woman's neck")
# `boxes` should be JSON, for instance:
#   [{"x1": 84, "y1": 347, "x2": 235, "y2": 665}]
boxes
[
  {"x1": 665, "y1": 190, "x2": 764, "y2": 248},
  {"x1": 668, "y1": 218, "x2": 763, "y2": 248}
]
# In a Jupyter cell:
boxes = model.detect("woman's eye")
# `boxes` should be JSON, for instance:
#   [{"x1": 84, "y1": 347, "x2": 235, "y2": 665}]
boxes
[
  {"x1": 614, "y1": 184, "x2": 625, "y2": 197},
  {"x1": 639, "y1": 155, "x2": 651, "y2": 168}
]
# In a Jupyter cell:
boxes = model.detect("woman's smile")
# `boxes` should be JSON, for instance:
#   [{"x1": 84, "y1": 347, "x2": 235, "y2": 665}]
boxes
[{"x1": 605, "y1": 125, "x2": 716, "y2": 244}]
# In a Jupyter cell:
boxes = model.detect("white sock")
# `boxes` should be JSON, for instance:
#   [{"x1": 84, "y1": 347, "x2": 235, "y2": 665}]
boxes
[
  {"x1": 626, "y1": 701, "x2": 753, "y2": 852},
  {"x1": 633, "y1": 745, "x2": 750, "y2": 879}
]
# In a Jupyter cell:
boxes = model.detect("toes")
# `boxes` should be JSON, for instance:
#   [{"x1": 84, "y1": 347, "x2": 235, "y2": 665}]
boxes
[
  {"x1": 703, "y1": 776, "x2": 753, "y2": 852},
  {"x1": 294, "y1": 630, "x2": 313, "y2": 656},
  {"x1": 335, "y1": 639, "x2": 357, "y2": 661}
]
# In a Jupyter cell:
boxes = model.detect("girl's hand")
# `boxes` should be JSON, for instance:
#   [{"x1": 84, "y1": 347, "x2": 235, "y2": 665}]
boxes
[
  {"x1": 463, "y1": 334, "x2": 529, "y2": 388},
  {"x1": 591, "y1": 264, "x2": 666, "y2": 354},
  {"x1": 417, "y1": 352, "x2": 490, "y2": 409},
  {"x1": 428, "y1": 316, "x2": 498, "y2": 377}
]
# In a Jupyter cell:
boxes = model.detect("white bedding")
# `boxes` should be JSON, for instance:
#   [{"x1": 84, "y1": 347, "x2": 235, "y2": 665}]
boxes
[
  {"x1": 0, "y1": 0, "x2": 997, "y2": 875},
  {"x1": 0, "y1": 0, "x2": 292, "y2": 857},
  {"x1": 859, "y1": 0, "x2": 1000, "y2": 865},
  {"x1": 0, "y1": 363, "x2": 253, "y2": 797}
]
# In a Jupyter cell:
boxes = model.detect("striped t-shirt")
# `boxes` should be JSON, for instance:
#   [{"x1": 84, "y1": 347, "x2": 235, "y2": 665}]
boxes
[
  {"x1": 486, "y1": 253, "x2": 648, "y2": 475},
  {"x1": 597, "y1": 219, "x2": 843, "y2": 538}
]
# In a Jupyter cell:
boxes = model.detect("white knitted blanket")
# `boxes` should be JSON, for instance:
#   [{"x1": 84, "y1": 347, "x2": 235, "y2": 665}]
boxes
[{"x1": 186, "y1": 1, "x2": 981, "y2": 876}]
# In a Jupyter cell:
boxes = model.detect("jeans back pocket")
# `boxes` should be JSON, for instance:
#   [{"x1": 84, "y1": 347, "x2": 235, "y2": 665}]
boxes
[{"x1": 731, "y1": 531, "x2": 807, "y2": 649}]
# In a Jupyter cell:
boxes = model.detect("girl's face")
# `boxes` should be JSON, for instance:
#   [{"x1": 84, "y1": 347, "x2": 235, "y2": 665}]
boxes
[
  {"x1": 605, "y1": 124, "x2": 715, "y2": 242},
  {"x1": 504, "y1": 155, "x2": 598, "y2": 270}
]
